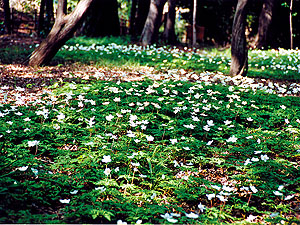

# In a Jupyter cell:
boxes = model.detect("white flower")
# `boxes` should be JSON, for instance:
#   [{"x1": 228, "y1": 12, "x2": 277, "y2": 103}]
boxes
[
  {"x1": 170, "y1": 139, "x2": 178, "y2": 144},
  {"x1": 167, "y1": 218, "x2": 178, "y2": 223},
  {"x1": 31, "y1": 168, "x2": 38, "y2": 176},
  {"x1": 244, "y1": 158, "x2": 251, "y2": 165},
  {"x1": 280, "y1": 105, "x2": 286, "y2": 110},
  {"x1": 250, "y1": 186, "x2": 258, "y2": 193},
  {"x1": 206, "y1": 193, "x2": 216, "y2": 200},
  {"x1": 6, "y1": 121, "x2": 13, "y2": 125},
  {"x1": 131, "y1": 162, "x2": 140, "y2": 167},
  {"x1": 207, "y1": 120, "x2": 215, "y2": 126},
  {"x1": 102, "y1": 155, "x2": 111, "y2": 163},
  {"x1": 260, "y1": 154, "x2": 269, "y2": 162},
  {"x1": 28, "y1": 140, "x2": 40, "y2": 147},
  {"x1": 95, "y1": 186, "x2": 106, "y2": 192},
  {"x1": 284, "y1": 195, "x2": 294, "y2": 200},
  {"x1": 129, "y1": 114, "x2": 138, "y2": 121},
  {"x1": 211, "y1": 185, "x2": 221, "y2": 190},
  {"x1": 198, "y1": 203, "x2": 206, "y2": 212},
  {"x1": 161, "y1": 213, "x2": 172, "y2": 219},
  {"x1": 222, "y1": 185, "x2": 234, "y2": 192},
  {"x1": 278, "y1": 185, "x2": 284, "y2": 191},
  {"x1": 57, "y1": 113, "x2": 65, "y2": 122},
  {"x1": 104, "y1": 168, "x2": 111, "y2": 176},
  {"x1": 247, "y1": 117, "x2": 253, "y2": 122},
  {"x1": 106, "y1": 114, "x2": 114, "y2": 121},
  {"x1": 135, "y1": 219, "x2": 143, "y2": 224},
  {"x1": 226, "y1": 136, "x2": 238, "y2": 143},
  {"x1": 70, "y1": 190, "x2": 78, "y2": 194},
  {"x1": 59, "y1": 199, "x2": 70, "y2": 204},
  {"x1": 146, "y1": 135, "x2": 154, "y2": 142},
  {"x1": 273, "y1": 191, "x2": 283, "y2": 196},
  {"x1": 216, "y1": 194, "x2": 227, "y2": 202},
  {"x1": 113, "y1": 97, "x2": 121, "y2": 102},
  {"x1": 203, "y1": 125, "x2": 210, "y2": 131},
  {"x1": 183, "y1": 124, "x2": 196, "y2": 129},
  {"x1": 207, "y1": 140, "x2": 213, "y2": 146},
  {"x1": 185, "y1": 212, "x2": 199, "y2": 219},
  {"x1": 117, "y1": 220, "x2": 127, "y2": 225},
  {"x1": 127, "y1": 130, "x2": 136, "y2": 138},
  {"x1": 24, "y1": 117, "x2": 31, "y2": 122},
  {"x1": 224, "y1": 120, "x2": 232, "y2": 125},
  {"x1": 251, "y1": 157, "x2": 259, "y2": 162},
  {"x1": 17, "y1": 166, "x2": 28, "y2": 171}
]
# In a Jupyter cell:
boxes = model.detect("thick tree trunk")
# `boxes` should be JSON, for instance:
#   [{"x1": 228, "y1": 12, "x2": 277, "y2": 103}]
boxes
[
  {"x1": 163, "y1": 0, "x2": 176, "y2": 44},
  {"x1": 230, "y1": 0, "x2": 249, "y2": 77},
  {"x1": 28, "y1": 0, "x2": 94, "y2": 66},
  {"x1": 140, "y1": 0, "x2": 167, "y2": 45},
  {"x1": 253, "y1": 0, "x2": 275, "y2": 49},
  {"x1": 129, "y1": 0, "x2": 138, "y2": 35},
  {"x1": 3, "y1": 0, "x2": 12, "y2": 34},
  {"x1": 81, "y1": 0, "x2": 120, "y2": 37}
]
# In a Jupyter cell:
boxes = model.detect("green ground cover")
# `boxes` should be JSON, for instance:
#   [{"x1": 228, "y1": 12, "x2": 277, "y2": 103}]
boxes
[
  {"x1": 1, "y1": 36, "x2": 300, "y2": 81},
  {"x1": 0, "y1": 37, "x2": 300, "y2": 224}
]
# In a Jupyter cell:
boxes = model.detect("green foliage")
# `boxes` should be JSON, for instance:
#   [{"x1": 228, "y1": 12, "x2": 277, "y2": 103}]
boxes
[{"x1": 1, "y1": 70, "x2": 299, "y2": 223}]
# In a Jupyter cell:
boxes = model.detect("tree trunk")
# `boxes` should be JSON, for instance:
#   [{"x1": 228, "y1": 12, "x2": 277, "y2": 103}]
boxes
[
  {"x1": 80, "y1": 0, "x2": 120, "y2": 37},
  {"x1": 3, "y1": 0, "x2": 12, "y2": 34},
  {"x1": 192, "y1": 0, "x2": 197, "y2": 46},
  {"x1": 163, "y1": 0, "x2": 176, "y2": 44},
  {"x1": 129, "y1": 0, "x2": 138, "y2": 35},
  {"x1": 135, "y1": 0, "x2": 150, "y2": 36},
  {"x1": 253, "y1": 0, "x2": 275, "y2": 49},
  {"x1": 289, "y1": 0, "x2": 293, "y2": 49},
  {"x1": 140, "y1": 0, "x2": 167, "y2": 45},
  {"x1": 28, "y1": 0, "x2": 95, "y2": 66},
  {"x1": 38, "y1": 0, "x2": 46, "y2": 36},
  {"x1": 230, "y1": 0, "x2": 249, "y2": 77}
]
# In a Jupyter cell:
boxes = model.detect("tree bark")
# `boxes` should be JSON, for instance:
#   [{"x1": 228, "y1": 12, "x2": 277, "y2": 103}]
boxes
[
  {"x1": 253, "y1": 0, "x2": 275, "y2": 49},
  {"x1": 230, "y1": 0, "x2": 249, "y2": 77},
  {"x1": 3, "y1": 0, "x2": 12, "y2": 34},
  {"x1": 28, "y1": 0, "x2": 94, "y2": 66},
  {"x1": 38, "y1": 0, "x2": 46, "y2": 35},
  {"x1": 163, "y1": 0, "x2": 176, "y2": 44},
  {"x1": 129, "y1": 0, "x2": 138, "y2": 35},
  {"x1": 289, "y1": 0, "x2": 293, "y2": 49},
  {"x1": 140, "y1": 0, "x2": 167, "y2": 45},
  {"x1": 135, "y1": 0, "x2": 150, "y2": 36},
  {"x1": 80, "y1": 0, "x2": 120, "y2": 37},
  {"x1": 192, "y1": 0, "x2": 197, "y2": 46}
]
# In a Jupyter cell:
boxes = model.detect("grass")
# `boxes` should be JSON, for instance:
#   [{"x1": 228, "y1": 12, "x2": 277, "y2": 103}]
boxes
[
  {"x1": 1, "y1": 36, "x2": 300, "y2": 81},
  {"x1": 0, "y1": 36, "x2": 300, "y2": 224}
]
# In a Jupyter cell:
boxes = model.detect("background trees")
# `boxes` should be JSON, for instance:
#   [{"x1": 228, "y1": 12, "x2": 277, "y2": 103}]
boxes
[{"x1": 0, "y1": 0, "x2": 299, "y2": 68}]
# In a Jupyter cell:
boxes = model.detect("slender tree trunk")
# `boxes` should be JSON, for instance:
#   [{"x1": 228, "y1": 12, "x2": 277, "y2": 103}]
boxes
[
  {"x1": 3, "y1": 0, "x2": 12, "y2": 34},
  {"x1": 38, "y1": 0, "x2": 46, "y2": 36},
  {"x1": 135, "y1": 0, "x2": 150, "y2": 35},
  {"x1": 28, "y1": 0, "x2": 95, "y2": 66},
  {"x1": 45, "y1": 0, "x2": 54, "y2": 24},
  {"x1": 192, "y1": 0, "x2": 197, "y2": 46},
  {"x1": 140, "y1": 0, "x2": 167, "y2": 45},
  {"x1": 129, "y1": 0, "x2": 138, "y2": 35},
  {"x1": 163, "y1": 0, "x2": 176, "y2": 44},
  {"x1": 254, "y1": 0, "x2": 275, "y2": 49},
  {"x1": 230, "y1": 0, "x2": 249, "y2": 77},
  {"x1": 289, "y1": 0, "x2": 293, "y2": 49}
]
